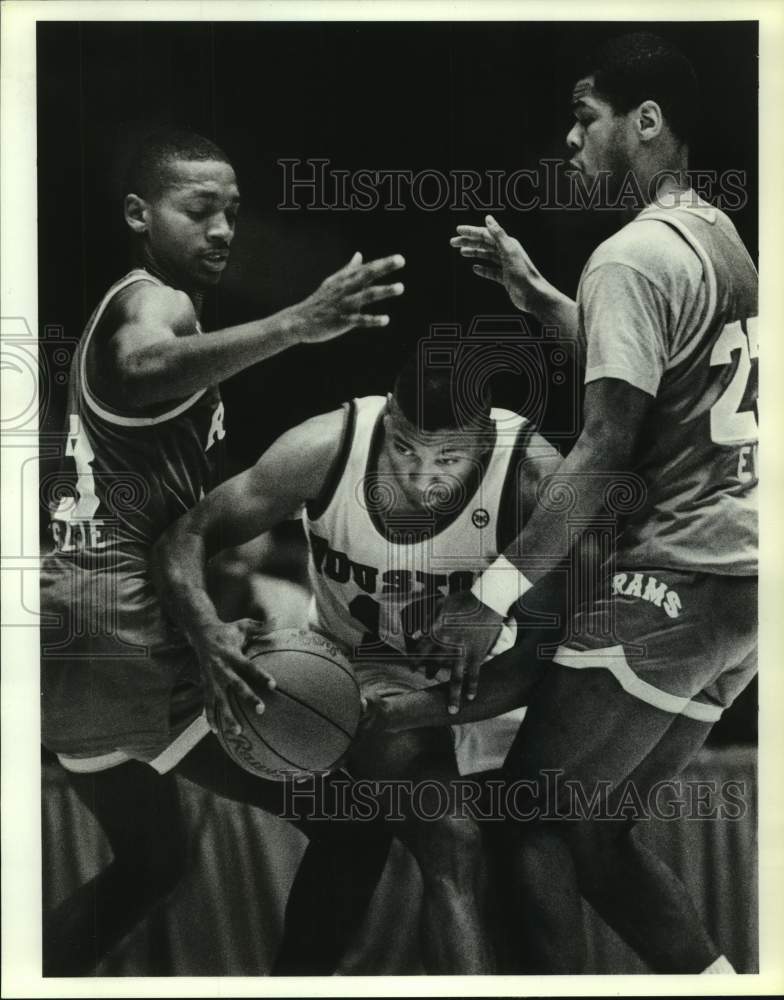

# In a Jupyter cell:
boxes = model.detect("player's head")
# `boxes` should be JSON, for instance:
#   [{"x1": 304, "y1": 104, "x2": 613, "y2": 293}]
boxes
[
  {"x1": 381, "y1": 352, "x2": 494, "y2": 514},
  {"x1": 567, "y1": 33, "x2": 697, "y2": 197},
  {"x1": 123, "y1": 128, "x2": 239, "y2": 290}
]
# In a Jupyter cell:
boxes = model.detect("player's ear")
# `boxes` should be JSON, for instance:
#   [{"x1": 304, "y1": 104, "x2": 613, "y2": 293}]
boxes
[
  {"x1": 124, "y1": 193, "x2": 149, "y2": 234},
  {"x1": 637, "y1": 100, "x2": 664, "y2": 142}
]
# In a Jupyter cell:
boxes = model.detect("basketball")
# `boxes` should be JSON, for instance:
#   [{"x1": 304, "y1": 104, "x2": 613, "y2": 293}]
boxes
[{"x1": 215, "y1": 627, "x2": 362, "y2": 781}]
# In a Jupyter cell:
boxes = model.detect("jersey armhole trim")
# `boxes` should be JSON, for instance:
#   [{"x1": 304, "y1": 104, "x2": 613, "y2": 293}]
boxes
[
  {"x1": 80, "y1": 272, "x2": 207, "y2": 428},
  {"x1": 306, "y1": 401, "x2": 357, "y2": 521},
  {"x1": 496, "y1": 419, "x2": 535, "y2": 552}
]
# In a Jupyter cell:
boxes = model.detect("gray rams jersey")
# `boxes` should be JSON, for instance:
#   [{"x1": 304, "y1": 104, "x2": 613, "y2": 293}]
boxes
[{"x1": 577, "y1": 192, "x2": 758, "y2": 574}]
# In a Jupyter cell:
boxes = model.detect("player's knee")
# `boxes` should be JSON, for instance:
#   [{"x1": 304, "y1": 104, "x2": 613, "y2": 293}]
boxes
[{"x1": 411, "y1": 815, "x2": 484, "y2": 887}]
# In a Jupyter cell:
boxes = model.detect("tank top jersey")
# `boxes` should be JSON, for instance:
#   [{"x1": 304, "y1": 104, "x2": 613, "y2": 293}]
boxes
[
  {"x1": 39, "y1": 269, "x2": 225, "y2": 756},
  {"x1": 577, "y1": 197, "x2": 758, "y2": 574},
  {"x1": 41, "y1": 268, "x2": 226, "y2": 570},
  {"x1": 304, "y1": 396, "x2": 528, "y2": 663}
]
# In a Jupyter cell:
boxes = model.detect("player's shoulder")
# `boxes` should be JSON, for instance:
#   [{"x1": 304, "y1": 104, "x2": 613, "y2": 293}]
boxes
[
  {"x1": 288, "y1": 405, "x2": 350, "y2": 450},
  {"x1": 112, "y1": 276, "x2": 196, "y2": 333},
  {"x1": 588, "y1": 216, "x2": 695, "y2": 278},
  {"x1": 282, "y1": 405, "x2": 357, "y2": 516}
]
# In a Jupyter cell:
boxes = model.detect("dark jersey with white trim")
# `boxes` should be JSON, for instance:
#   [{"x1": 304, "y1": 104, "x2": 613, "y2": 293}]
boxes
[
  {"x1": 42, "y1": 269, "x2": 226, "y2": 567},
  {"x1": 577, "y1": 194, "x2": 758, "y2": 574},
  {"x1": 40, "y1": 270, "x2": 224, "y2": 756}
]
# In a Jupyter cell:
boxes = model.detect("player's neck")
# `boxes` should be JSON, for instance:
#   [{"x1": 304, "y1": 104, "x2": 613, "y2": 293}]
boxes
[
  {"x1": 650, "y1": 168, "x2": 691, "y2": 205},
  {"x1": 623, "y1": 157, "x2": 690, "y2": 220},
  {"x1": 135, "y1": 249, "x2": 205, "y2": 316}
]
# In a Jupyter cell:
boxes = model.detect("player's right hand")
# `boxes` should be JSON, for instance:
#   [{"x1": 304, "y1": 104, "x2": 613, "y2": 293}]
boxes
[
  {"x1": 194, "y1": 618, "x2": 276, "y2": 736},
  {"x1": 450, "y1": 215, "x2": 552, "y2": 316},
  {"x1": 290, "y1": 252, "x2": 405, "y2": 343}
]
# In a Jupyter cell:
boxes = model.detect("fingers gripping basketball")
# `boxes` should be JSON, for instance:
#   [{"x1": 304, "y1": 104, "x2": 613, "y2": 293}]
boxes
[{"x1": 215, "y1": 628, "x2": 362, "y2": 781}]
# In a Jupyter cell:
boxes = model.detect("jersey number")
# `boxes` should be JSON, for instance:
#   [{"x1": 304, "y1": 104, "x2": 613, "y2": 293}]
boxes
[
  {"x1": 709, "y1": 317, "x2": 758, "y2": 446},
  {"x1": 349, "y1": 593, "x2": 441, "y2": 654},
  {"x1": 55, "y1": 414, "x2": 100, "y2": 519}
]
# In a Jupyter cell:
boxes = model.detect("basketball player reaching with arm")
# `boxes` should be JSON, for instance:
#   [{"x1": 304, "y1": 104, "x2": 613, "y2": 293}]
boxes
[
  {"x1": 154, "y1": 353, "x2": 563, "y2": 973},
  {"x1": 408, "y1": 34, "x2": 758, "y2": 973},
  {"x1": 40, "y1": 128, "x2": 404, "y2": 975}
]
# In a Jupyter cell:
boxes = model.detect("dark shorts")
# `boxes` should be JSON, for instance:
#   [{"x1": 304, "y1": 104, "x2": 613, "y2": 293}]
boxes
[
  {"x1": 40, "y1": 558, "x2": 203, "y2": 758},
  {"x1": 552, "y1": 568, "x2": 757, "y2": 722}
]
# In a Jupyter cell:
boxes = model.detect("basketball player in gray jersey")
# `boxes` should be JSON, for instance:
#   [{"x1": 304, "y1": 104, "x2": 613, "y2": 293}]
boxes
[
  {"x1": 404, "y1": 34, "x2": 758, "y2": 972},
  {"x1": 40, "y1": 128, "x2": 404, "y2": 975}
]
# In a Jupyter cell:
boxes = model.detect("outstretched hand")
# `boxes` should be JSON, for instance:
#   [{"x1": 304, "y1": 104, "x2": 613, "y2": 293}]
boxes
[
  {"x1": 193, "y1": 618, "x2": 276, "y2": 736},
  {"x1": 408, "y1": 590, "x2": 506, "y2": 714},
  {"x1": 292, "y1": 251, "x2": 405, "y2": 343},
  {"x1": 450, "y1": 215, "x2": 551, "y2": 316}
]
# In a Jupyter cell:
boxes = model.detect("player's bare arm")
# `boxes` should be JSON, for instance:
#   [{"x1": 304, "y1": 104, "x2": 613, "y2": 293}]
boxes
[
  {"x1": 411, "y1": 378, "x2": 652, "y2": 711},
  {"x1": 451, "y1": 214, "x2": 578, "y2": 336},
  {"x1": 94, "y1": 253, "x2": 405, "y2": 411},
  {"x1": 152, "y1": 409, "x2": 345, "y2": 734}
]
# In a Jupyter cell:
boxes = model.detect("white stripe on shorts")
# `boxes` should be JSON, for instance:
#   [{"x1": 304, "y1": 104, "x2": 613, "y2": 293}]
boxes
[
  {"x1": 148, "y1": 713, "x2": 211, "y2": 774},
  {"x1": 57, "y1": 713, "x2": 211, "y2": 776},
  {"x1": 552, "y1": 645, "x2": 723, "y2": 722},
  {"x1": 57, "y1": 749, "x2": 133, "y2": 773}
]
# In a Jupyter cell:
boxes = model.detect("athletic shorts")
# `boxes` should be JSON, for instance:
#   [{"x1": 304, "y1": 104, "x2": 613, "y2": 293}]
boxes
[
  {"x1": 41, "y1": 555, "x2": 204, "y2": 763},
  {"x1": 552, "y1": 568, "x2": 757, "y2": 722}
]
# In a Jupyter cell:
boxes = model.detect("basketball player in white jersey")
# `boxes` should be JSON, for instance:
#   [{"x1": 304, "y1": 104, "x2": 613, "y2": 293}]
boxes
[
  {"x1": 403, "y1": 33, "x2": 758, "y2": 972},
  {"x1": 40, "y1": 128, "x2": 405, "y2": 975},
  {"x1": 153, "y1": 352, "x2": 563, "y2": 973}
]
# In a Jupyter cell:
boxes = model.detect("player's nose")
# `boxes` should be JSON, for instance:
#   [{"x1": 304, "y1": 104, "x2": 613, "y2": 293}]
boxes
[
  {"x1": 566, "y1": 123, "x2": 582, "y2": 151},
  {"x1": 207, "y1": 214, "x2": 233, "y2": 243}
]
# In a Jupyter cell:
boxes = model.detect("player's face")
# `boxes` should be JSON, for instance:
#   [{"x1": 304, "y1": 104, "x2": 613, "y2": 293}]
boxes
[
  {"x1": 566, "y1": 76, "x2": 634, "y2": 194},
  {"x1": 381, "y1": 403, "x2": 487, "y2": 515},
  {"x1": 142, "y1": 159, "x2": 240, "y2": 290}
]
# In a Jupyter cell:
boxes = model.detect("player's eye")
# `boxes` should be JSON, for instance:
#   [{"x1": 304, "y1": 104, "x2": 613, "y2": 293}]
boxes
[{"x1": 394, "y1": 439, "x2": 415, "y2": 456}]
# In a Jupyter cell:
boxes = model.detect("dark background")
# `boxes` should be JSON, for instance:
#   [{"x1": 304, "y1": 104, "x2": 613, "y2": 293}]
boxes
[{"x1": 36, "y1": 19, "x2": 759, "y2": 741}]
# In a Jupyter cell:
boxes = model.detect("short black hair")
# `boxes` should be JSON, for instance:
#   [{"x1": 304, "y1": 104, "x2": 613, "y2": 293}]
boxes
[
  {"x1": 579, "y1": 32, "x2": 699, "y2": 145},
  {"x1": 392, "y1": 350, "x2": 493, "y2": 432},
  {"x1": 125, "y1": 128, "x2": 232, "y2": 200}
]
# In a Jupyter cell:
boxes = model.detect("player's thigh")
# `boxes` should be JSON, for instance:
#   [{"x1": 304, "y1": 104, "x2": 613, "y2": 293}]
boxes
[
  {"x1": 568, "y1": 711, "x2": 714, "y2": 871},
  {"x1": 176, "y1": 733, "x2": 389, "y2": 848},
  {"x1": 503, "y1": 662, "x2": 680, "y2": 808},
  {"x1": 65, "y1": 761, "x2": 187, "y2": 871}
]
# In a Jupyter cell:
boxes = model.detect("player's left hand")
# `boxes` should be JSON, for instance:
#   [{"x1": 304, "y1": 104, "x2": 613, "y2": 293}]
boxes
[{"x1": 409, "y1": 590, "x2": 505, "y2": 713}]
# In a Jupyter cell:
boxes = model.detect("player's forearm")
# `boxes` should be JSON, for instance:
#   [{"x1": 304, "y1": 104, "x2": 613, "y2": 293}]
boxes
[
  {"x1": 502, "y1": 427, "x2": 633, "y2": 587},
  {"x1": 532, "y1": 286, "x2": 578, "y2": 339},
  {"x1": 120, "y1": 306, "x2": 303, "y2": 406},
  {"x1": 384, "y1": 648, "x2": 544, "y2": 732},
  {"x1": 151, "y1": 527, "x2": 224, "y2": 645}
]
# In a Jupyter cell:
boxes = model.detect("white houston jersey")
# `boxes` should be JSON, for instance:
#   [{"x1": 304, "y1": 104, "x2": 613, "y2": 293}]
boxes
[{"x1": 304, "y1": 395, "x2": 530, "y2": 667}]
